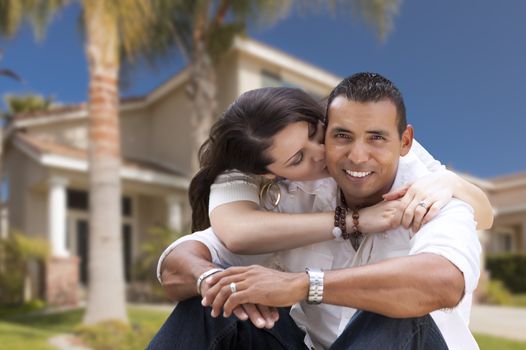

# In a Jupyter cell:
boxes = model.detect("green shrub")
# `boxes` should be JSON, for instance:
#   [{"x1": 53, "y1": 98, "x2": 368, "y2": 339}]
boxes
[
  {"x1": 129, "y1": 226, "x2": 184, "y2": 302},
  {"x1": 0, "y1": 231, "x2": 49, "y2": 305},
  {"x1": 478, "y1": 280, "x2": 513, "y2": 305},
  {"x1": 76, "y1": 320, "x2": 158, "y2": 350},
  {"x1": 486, "y1": 254, "x2": 526, "y2": 293}
]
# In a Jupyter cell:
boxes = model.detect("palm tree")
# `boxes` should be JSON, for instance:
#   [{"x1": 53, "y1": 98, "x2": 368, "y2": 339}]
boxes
[
  {"x1": 0, "y1": 0, "x2": 156, "y2": 324},
  {"x1": 4, "y1": 93, "x2": 53, "y2": 115},
  {"x1": 145, "y1": 0, "x2": 402, "y2": 172}
]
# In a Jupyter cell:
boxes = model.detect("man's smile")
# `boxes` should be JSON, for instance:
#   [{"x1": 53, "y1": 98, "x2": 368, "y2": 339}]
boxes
[{"x1": 344, "y1": 169, "x2": 373, "y2": 179}]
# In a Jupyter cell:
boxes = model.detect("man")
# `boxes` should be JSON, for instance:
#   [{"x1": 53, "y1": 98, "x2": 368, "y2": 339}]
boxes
[{"x1": 149, "y1": 73, "x2": 481, "y2": 349}]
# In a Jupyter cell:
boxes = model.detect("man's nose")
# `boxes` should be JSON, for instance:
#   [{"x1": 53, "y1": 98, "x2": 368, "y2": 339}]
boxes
[{"x1": 347, "y1": 142, "x2": 369, "y2": 164}]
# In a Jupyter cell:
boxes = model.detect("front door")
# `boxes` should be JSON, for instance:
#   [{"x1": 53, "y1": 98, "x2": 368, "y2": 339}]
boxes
[{"x1": 69, "y1": 217, "x2": 132, "y2": 285}]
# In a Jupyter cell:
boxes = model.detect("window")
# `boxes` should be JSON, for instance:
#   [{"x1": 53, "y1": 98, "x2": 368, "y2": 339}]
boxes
[{"x1": 67, "y1": 189, "x2": 132, "y2": 217}]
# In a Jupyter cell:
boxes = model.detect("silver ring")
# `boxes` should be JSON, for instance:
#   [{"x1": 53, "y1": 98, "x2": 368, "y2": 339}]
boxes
[
  {"x1": 230, "y1": 282, "x2": 237, "y2": 293},
  {"x1": 417, "y1": 201, "x2": 428, "y2": 209}
]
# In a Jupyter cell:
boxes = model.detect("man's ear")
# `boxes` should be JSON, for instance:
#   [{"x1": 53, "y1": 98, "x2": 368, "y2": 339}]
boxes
[{"x1": 400, "y1": 125, "x2": 414, "y2": 156}]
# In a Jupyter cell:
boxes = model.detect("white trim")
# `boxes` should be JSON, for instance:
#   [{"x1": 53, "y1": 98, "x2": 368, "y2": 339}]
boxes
[
  {"x1": 10, "y1": 109, "x2": 88, "y2": 131},
  {"x1": 494, "y1": 203, "x2": 526, "y2": 216},
  {"x1": 233, "y1": 37, "x2": 341, "y2": 88},
  {"x1": 13, "y1": 140, "x2": 190, "y2": 189}
]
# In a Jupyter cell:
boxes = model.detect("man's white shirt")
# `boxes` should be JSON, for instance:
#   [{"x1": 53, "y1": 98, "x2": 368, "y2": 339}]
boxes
[{"x1": 158, "y1": 141, "x2": 481, "y2": 350}]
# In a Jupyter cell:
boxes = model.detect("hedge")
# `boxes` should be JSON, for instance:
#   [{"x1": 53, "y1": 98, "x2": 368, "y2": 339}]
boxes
[{"x1": 486, "y1": 254, "x2": 526, "y2": 293}]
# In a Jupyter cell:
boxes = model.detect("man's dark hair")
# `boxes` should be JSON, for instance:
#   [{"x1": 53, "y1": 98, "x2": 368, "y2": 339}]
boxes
[{"x1": 325, "y1": 72, "x2": 407, "y2": 137}]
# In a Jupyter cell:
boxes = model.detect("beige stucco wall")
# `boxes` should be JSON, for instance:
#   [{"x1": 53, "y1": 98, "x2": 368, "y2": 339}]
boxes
[
  {"x1": 490, "y1": 185, "x2": 526, "y2": 209},
  {"x1": 27, "y1": 119, "x2": 89, "y2": 150},
  {"x1": 5, "y1": 147, "x2": 48, "y2": 237},
  {"x1": 120, "y1": 107, "x2": 153, "y2": 161},
  {"x1": 237, "y1": 51, "x2": 336, "y2": 96}
]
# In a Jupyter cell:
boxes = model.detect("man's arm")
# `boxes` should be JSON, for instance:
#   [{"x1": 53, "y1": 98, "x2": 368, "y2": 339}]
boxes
[
  {"x1": 205, "y1": 200, "x2": 479, "y2": 319},
  {"x1": 322, "y1": 253, "x2": 464, "y2": 317},
  {"x1": 160, "y1": 240, "x2": 216, "y2": 301},
  {"x1": 159, "y1": 237, "x2": 280, "y2": 328},
  {"x1": 204, "y1": 253, "x2": 464, "y2": 318}
]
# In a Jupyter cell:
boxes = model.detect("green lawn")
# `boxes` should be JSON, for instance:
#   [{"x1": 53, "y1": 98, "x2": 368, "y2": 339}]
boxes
[
  {"x1": 475, "y1": 333, "x2": 526, "y2": 350},
  {"x1": 0, "y1": 307, "x2": 170, "y2": 350},
  {"x1": 2, "y1": 307, "x2": 526, "y2": 349},
  {"x1": 511, "y1": 294, "x2": 526, "y2": 308}
]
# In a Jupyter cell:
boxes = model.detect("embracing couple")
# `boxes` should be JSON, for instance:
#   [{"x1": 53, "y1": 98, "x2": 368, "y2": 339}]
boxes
[{"x1": 148, "y1": 73, "x2": 492, "y2": 349}]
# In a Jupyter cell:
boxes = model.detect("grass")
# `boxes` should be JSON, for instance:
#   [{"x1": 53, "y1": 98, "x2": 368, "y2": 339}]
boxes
[
  {"x1": 0, "y1": 306, "x2": 170, "y2": 350},
  {"x1": 2, "y1": 306, "x2": 526, "y2": 349},
  {"x1": 475, "y1": 333, "x2": 526, "y2": 350},
  {"x1": 510, "y1": 294, "x2": 526, "y2": 308}
]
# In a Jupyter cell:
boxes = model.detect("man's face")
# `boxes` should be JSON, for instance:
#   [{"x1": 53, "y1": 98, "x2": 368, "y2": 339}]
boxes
[{"x1": 325, "y1": 96, "x2": 413, "y2": 207}]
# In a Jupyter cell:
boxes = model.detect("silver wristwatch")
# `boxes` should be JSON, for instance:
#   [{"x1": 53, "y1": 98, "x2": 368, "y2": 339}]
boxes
[{"x1": 305, "y1": 267, "x2": 324, "y2": 304}]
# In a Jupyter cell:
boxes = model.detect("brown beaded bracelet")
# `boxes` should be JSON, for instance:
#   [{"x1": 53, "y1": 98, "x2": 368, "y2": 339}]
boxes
[
  {"x1": 349, "y1": 208, "x2": 364, "y2": 251},
  {"x1": 333, "y1": 205, "x2": 348, "y2": 239}
]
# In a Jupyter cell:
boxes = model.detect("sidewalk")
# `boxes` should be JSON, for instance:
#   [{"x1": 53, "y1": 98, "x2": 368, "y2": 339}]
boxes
[{"x1": 470, "y1": 304, "x2": 526, "y2": 341}]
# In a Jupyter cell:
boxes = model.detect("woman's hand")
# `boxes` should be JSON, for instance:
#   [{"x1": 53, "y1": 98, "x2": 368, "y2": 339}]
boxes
[
  {"x1": 383, "y1": 170, "x2": 456, "y2": 233},
  {"x1": 356, "y1": 199, "x2": 405, "y2": 234}
]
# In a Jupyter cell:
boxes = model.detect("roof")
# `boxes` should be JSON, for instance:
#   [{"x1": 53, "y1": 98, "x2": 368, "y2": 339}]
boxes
[
  {"x1": 7, "y1": 36, "x2": 341, "y2": 128},
  {"x1": 13, "y1": 132, "x2": 189, "y2": 189}
]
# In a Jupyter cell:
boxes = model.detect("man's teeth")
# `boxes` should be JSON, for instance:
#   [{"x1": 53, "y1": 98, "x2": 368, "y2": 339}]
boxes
[{"x1": 345, "y1": 170, "x2": 371, "y2": 178}]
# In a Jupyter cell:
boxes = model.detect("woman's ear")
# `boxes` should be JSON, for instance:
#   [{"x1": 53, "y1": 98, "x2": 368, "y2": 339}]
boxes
[{"x1": 262, "y1": 173, "x2": 276, "y2": 181}]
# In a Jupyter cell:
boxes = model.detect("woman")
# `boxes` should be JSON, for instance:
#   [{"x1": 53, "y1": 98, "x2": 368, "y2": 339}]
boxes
[{"x1": 187, "y1": 87, "x2": 492, "y2": 255}]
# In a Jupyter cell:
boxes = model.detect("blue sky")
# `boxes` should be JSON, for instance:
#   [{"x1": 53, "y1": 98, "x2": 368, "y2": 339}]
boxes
[{"x1": 1, "y1": 0, "x2": 525, "y2": 179}]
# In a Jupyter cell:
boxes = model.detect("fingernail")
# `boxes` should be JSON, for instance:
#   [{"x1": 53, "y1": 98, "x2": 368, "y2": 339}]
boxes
[
  {"x1": 201, "y1": 297, "x2": 207, "y2": 306},
  {"x1": 257, "y1": 318, "x2": 265, "y2": 328}
]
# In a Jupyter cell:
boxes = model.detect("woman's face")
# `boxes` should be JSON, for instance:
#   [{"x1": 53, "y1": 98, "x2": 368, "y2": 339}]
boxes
[{"x1": 265, "y1": 121, "x2": 329, "y2": 181}]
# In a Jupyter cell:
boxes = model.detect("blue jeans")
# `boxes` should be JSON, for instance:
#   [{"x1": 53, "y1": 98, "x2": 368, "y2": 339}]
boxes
[{"x1": 147, "y1": 297, "x2": 448, "y2": 350}]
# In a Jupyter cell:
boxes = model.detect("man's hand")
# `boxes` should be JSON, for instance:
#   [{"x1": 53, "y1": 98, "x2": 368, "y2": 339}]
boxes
[
  {"x1": 202, "y1": 265, "x2": 308, "y2": 320},
  {"x1": 200, "y1": 269, "x2": 281, "y2": 329}
]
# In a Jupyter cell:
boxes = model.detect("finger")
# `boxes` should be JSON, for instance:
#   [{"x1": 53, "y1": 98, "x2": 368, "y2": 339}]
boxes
[
  {"x1": 223, "y1": 290, "x2": 249, "y2": 319},
  {"x1": 270, "y1": 307, "x2": 280, "y2": 322},
  {"x1": 206, "y1": 267, "x2": 248, "y2": 286},
  {"x1": 232, "y1": 306, "x2": 248, "y2": 321},
  {"x1": 203, "y1": 274, "x2": 245, "y2": 306},
  {"x1": 401, "y1": 196, "x2": 419, "y2": 229},
  {"x1": 411, "y1": 205, "x2": 428, "y2": 232},
  {"x1": 240, "y1": 303, "x2": 266, "y2": 329},
  {"x1": 422, "y1": 201, "x2": 442, "y2": 225},
  {"x1": 256, "y1": 304, "x2": 276, "y2": 329},
  {"x1": 210, "y1": 284, "x2": 235, "y2": 318},
  {"x1": 383, "y1": 184, "x2": 410, "y2": 200}
]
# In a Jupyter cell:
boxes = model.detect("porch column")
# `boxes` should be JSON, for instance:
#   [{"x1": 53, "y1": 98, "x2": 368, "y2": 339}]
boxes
[
  {"x1": 48, "y1": 176, "x2": 69, "y2": 257},
  {"x1": 166, "y1": 195, "x2": 183, "y2": 232},
  {"x1": 521, "y1": 220, "x2": 526, "y2": 252}
]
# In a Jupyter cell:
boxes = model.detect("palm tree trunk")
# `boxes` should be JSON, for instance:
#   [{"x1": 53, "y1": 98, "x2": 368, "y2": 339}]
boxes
[
  {"x1": 83, "y1": 0, "x2": 127, "y2": 324},
  {"x1": 188, "y1": 41, "x2": 217, "y2": 173}
]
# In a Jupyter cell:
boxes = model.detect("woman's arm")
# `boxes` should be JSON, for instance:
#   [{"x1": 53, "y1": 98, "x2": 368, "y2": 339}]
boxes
[
  {"x1": 384, "y1": 169, "x2": 493, "y2": 231},
  {"x1": 384, "y1": 139, "x2": 493, "y2": 231}
]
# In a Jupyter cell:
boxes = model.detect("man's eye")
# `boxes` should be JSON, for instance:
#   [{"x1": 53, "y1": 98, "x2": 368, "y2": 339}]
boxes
[
  {"x1": 334, "y1": 133, "x2": 350, "y2": 139},
  {"x1": 371, "y1": 135, "x2": 385, "y2": 141}
]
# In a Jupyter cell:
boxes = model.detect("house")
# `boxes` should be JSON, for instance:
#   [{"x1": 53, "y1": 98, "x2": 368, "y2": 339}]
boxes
[
  {"x1": 2, "y1": 37, "x2": 525, "y2": 305},
  {"x1": 1, "y1": 37, "x2": 340, "y2": 304}
]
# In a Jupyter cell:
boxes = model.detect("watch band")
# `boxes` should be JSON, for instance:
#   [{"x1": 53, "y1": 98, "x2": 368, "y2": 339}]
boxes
[
  {"x1": 196, "y1": 268, "x2": 224, "y2": 295},
  {"x1": 305, "y1": 267, "x2": 324, "y2": 304}
]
